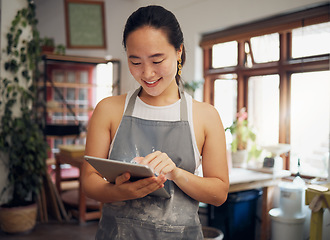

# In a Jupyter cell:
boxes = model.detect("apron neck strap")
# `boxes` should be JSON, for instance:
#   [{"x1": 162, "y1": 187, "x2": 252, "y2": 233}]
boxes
[{"x1": 124, "y1": 86, "x2": 188, "y2": 121}]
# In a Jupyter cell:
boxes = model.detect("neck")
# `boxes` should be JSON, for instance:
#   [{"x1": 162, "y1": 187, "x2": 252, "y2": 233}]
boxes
[{"x1": 139, "y1": 81, "x2": 180, "y2": 106}]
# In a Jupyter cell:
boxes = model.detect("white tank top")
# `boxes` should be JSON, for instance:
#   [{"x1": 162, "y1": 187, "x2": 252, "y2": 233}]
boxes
[{"x1": 124, "y1": 89, "x2": 201, "y2": 173}]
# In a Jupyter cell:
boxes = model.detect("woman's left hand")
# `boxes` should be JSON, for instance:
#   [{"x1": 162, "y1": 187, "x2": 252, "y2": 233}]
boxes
[{"x1": 134, "y1": 151, "x2": 180, "y2": 180}]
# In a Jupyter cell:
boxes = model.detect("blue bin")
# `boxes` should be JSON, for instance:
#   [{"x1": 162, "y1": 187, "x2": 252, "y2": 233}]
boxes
[{"x1": 208, "y1": 189, "x2": 262, "y2": 240}]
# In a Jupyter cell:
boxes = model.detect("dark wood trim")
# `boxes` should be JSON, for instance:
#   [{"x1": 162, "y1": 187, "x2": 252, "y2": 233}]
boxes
[
  {"x1": 203, "y1": 48, "x2": 213, "y2": 104},
  {"x1": 204, "y1": 55, "x2": 329, "y2": 78},
  {"x1": 200, "y1": 2, "x2": 330, "y2": 48},
  {"x1": 42, "y1": 53, "x2": 119, "y2": 64},
  {"x1": 203, "y1": 76, "x2": 214, "y2": 104}
]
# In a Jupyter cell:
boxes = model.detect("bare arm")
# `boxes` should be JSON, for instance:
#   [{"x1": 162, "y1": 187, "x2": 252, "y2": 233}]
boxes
[
  {"x1": 179, "y1": 101, "x2": 229, "y2": 206},
  {"x1": 81, "y1": 95, "x2": 166, "y2": 203}
]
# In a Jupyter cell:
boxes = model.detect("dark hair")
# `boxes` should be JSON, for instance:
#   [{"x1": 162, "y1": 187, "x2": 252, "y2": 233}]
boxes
[{"x1": 123, "y1": 5, "x2": 186, "y2": 84}]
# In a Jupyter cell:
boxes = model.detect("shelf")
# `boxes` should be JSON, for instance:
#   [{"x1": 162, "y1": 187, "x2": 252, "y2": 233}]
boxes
[
  {"x1": 38, "y1": 54, "x2": 120, "y2": 159},
  {"x1": 42, "y1": 53, "x2": 120, "y2": 64},
  {"x1": 37, "y1": 107, "x2": 94, "y2": 113},
  {"x1": 37, "y1": 82, "x2": 97, "y2": 88}
]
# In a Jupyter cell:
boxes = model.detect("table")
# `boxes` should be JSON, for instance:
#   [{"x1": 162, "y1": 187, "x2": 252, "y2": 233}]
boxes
[
  {"x1": 305, "y1": 183, "x2": 330, "y2": 240},
  {"x1": 229, "y1": 168, "x2": 291, "y2": 240}
]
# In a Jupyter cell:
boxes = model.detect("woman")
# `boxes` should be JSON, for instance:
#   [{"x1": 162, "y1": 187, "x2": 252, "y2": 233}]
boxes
[{"x1": 81, "y1": 5, "x2": 229, "y2": 240}]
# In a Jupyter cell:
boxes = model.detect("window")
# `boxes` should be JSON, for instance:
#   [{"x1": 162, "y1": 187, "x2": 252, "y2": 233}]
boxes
[
  {"x1": 292, "y1": 22, "x2": 330, "y2": 58},
  {"x1": 214, "y1": 76, "x2": 237, "y2": 146},
  {"x1": 250, "y1": 33, "x2": 279, "y2": 63},
  {"x1": 201, "y1": 3, "x2": 330, "y2": 177},
  {"x1": 290, "y1": 71, "x2": 330, "y2": 177},
  {"x1": 248, "y1": 75, "x2": 279, "y2": 146},
  {"x1": 212, "y1": 41, "x2": 238, "y2": 68}
]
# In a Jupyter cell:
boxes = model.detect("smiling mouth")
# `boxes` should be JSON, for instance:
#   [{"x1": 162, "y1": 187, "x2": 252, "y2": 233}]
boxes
[{"x1": 145, "y1": 78, "x2": 161, "y2": 84}]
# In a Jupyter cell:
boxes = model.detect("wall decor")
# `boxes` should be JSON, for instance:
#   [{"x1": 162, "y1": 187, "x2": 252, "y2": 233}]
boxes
[{"x1": 65, "y1": 0, "x2": 106, "y2": 49}]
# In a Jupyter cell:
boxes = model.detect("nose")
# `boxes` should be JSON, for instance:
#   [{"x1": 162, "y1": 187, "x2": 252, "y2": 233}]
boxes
[{"x1": 142, "y1": 63, "x2": 155, "y2": 80}]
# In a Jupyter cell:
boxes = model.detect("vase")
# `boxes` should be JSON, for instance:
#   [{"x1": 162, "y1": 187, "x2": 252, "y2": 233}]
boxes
[
  {"x1": 231, "y1": 150, "x2": 248, "y2": 168},
  {"x1": 0, "y1": 203, "x2": 38, "y2": 234}
]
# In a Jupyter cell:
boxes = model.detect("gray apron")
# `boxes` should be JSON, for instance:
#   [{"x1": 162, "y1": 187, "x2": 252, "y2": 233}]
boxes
[{"x1": 96, "y1": 88, "x2": 203, "y2": 240}]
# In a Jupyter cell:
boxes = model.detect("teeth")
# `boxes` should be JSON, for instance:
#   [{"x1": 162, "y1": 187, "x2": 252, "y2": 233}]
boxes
[{"x1": 146, "y1": 79, "x2": 159, "y2": 84}]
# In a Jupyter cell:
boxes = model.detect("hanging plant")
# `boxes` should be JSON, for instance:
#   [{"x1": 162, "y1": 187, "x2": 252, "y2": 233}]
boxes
[{"x1": 0, "y1": 0, "x2": 48, "y2": 208}]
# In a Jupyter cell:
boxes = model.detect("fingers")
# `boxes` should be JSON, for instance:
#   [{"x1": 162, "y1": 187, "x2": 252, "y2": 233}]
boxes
[
  {"x1": 133, "y1": 156, "x2": 144, "y2": 163},
  {"x1": 115, "y1": 172, "x2": 131, "y2": 185},
  {"x1": 134, "y1": 151, "x2": 161, "y2": 166},
  {"x1": 135, "y1": 175, "x2": 167, "y2": 194},
  {"x1": 134, "y1": 151, "x2": 177, "y2": 179},
  {"x1": 115, "y1": 173, "x2": 167, "y2": 199}
]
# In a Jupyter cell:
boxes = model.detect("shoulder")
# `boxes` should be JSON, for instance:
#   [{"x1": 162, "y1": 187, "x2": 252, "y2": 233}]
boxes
[
  {"x1": 96, "y1": 94, "x2": 126, "y2": 109},
  {"x1": 192, "y1": 99, "x2": 223, "y2": 132},
  {"x1": 92, "y1": 94, "x2": 127, "y2": 118},
  {"x1": 192, "y1": 99, "x2": 221, "y2": 120}
]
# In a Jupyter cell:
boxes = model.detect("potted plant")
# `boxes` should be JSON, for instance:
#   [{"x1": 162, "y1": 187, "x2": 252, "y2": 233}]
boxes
[
  {"x1": 40, "y1": 38, "x2": 66, "y2": 55},
  {"x1": 183, "y1": 80, "x2": 203, "y2": 97},
  {"x1": 225, "y1": 108, "x2": 261, "y2": 167},
  {"x1": 0, "y1": 1, "x2": 48, "y2": 234},
  {"x1": 40, "y1": 36, "x2": 55, "y2": 53}
]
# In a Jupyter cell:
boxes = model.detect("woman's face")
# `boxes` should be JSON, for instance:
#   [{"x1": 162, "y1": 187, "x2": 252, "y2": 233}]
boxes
[{"x1": 126, "y1": 26, "x2": 182, "y2": 97}]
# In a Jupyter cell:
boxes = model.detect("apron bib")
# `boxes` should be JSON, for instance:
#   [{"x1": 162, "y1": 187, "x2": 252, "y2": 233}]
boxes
[{"x1": 96, "y1": 88, "x2": 203, "y2": 240}]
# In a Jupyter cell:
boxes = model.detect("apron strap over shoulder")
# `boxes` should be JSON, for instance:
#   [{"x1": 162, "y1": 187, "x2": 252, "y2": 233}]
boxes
[
  {"x1": 124, "y1": 88, "x2": 141, "y2": 116},
  {"x1": 179, "y1": 89, "x2": 188, "y2": 122}
]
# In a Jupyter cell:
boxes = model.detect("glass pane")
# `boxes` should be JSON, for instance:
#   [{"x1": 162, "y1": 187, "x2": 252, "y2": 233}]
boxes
[
  {"x1": 53, "y1": 88, "x2": 64, "y2": 101},
  {"x1": 80, "y1": 71, "x2": 89, "y2": 84},
  {"x1": 54, "y1": 138, "x2": 63, "y2": 151},
  {"x1": 244, "y1": 42, "x2": 253, "y2": 68},
  {"x1": 53, "y1": 71, "x2": 64, "y2": 82},
  {"x1": 248, "y1": 75, "x2": 280, "y2": 146},
  {"x1": 78, "y1": 88, "x2": 88, "y2": 101},
  {"x1": 78, "y1": 112, "x2": 89, "y2": 122},
  {"x1": 65, "y1": 138, "x2": 75, "y2": 145},
  {"x1": 290, "y1": 71, "x2": 330, "y2": 178},
  {"x1": 66, "y1": 88, "x2": 75, "y2": 102},
  {"x1": 214, "y1": 75, "x2": 237, "y2": 146},
  {"x1": 250, "y1": 33, "x2": 279, "y2": 63},
  {"x1": 67, "y1": 71, "x2": 76, "y2": 83},
  {"x1": 292, "y1": 22, "x2": 330, "y2": 58},
  {"x1": 52, "y1": 112, "x2": 63, "y2": 122},
  {"x1": 212, "y1": 41, "x2": 238, "y2": 68}
]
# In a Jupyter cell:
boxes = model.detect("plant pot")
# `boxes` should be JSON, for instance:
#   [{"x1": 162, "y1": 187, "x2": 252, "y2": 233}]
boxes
[
  {"x1": 0, "y1": 203, "x2": 38, "y2": 234},
  {"x1": 41, "y1": 46, "x2": 55, "y2": 53},
  {"x1": 231, "y1": 149, "x2": 248, "y2": 168}
]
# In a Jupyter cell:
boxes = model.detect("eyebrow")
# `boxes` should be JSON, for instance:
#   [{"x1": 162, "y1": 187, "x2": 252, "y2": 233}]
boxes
[{"x1": 128, "y1": 53, "x2": 165, "y2": 59}]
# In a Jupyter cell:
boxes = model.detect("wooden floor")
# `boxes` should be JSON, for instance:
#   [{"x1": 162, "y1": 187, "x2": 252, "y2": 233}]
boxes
[
  {"x1": 0, "y1": 205, "x2": 210, "y2": 239},
  {"x1": 0, "y1": 219, "x2": 99, "y2": 240}
]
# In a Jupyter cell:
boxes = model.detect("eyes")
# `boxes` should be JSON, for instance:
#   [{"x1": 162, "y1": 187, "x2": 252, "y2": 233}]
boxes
[{"x1": 130, "y1": 59, "x2": 164, "y2": 66}]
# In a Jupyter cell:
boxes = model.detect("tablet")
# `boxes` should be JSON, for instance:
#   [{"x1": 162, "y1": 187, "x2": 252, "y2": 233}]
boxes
[{"x1": 84, "y1": 155, "x2": 170, "y2": 199}]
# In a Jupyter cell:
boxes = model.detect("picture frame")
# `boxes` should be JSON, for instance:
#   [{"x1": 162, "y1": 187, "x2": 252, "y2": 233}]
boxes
[{"x1": 65, "y1": 0, "x2": 106, "y2": 49}]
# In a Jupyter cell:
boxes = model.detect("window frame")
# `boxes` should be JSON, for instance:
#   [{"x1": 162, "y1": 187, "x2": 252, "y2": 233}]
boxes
[{"x1": 200, "y1": 3, "x2": 330, "y2": 172}]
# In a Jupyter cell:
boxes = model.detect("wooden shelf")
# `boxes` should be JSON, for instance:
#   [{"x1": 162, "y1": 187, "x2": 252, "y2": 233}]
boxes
[
  {"x1": 37, "y1": 82, "x2": 97, "y2": 88},
  {"x1": 42, "y1": 53, "x2": 120, "y2": 64},
  {"x1": 38, "y1": 53, "x2": 120, "y2": 160}
]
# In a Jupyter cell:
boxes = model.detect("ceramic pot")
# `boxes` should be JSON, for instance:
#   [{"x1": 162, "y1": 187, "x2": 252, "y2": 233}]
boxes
[{"x1": 231, "y1": 149, "x2": 248, "y2": 168}]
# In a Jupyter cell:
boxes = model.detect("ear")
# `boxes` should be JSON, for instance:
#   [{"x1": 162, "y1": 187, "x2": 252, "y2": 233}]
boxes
[{"x1": 177, "y1": 44, "x2": 183, "y2": 60}]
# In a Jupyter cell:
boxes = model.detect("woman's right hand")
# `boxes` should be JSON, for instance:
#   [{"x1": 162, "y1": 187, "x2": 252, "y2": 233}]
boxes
[{"x1": 114, "y1": 172, "x2": 167, "y2": 200}]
